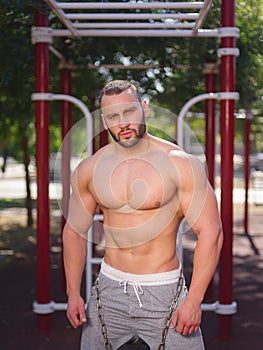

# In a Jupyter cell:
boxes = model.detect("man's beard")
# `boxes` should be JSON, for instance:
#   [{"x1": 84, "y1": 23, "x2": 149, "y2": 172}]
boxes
[{"x1": 107, "y1": 115, "x2": 146, "y2": 148}]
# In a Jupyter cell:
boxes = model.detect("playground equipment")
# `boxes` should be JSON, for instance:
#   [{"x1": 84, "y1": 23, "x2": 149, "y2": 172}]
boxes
[{"x1": 32, "y1": 0, "x2": 239, "y2": 339}]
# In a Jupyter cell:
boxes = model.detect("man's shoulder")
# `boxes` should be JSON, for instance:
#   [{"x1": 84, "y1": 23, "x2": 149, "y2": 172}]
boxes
[
  {"x1": 148, "y1": 134, "x2": 181, "y2": 152},
  {"x1": 168, "y1": 150, "x2": 207, "y2": 187},
  {"x1": 74, "y1": 143, "x2": 113, "y2": 172},
  {"x1": 168, "y1": 148, "x2": 201, "y2": 164}
]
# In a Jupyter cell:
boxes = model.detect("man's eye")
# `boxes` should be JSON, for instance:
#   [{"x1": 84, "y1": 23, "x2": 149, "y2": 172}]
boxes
[
  {"x1": 126, "y1": 108, "x2": 136, "y2": 114},
  {"x1": 108, "y1": 114, "x2": 118, "y2": 120}
]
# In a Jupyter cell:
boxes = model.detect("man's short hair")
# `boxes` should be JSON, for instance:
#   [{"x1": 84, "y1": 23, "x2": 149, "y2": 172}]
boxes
[{"x1": 98, "y1": 80, "x2": 142, "y2": 105}]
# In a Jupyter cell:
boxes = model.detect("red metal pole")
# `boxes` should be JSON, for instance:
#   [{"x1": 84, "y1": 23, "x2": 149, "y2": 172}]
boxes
[
  {"x1": 219, "y1": 0, "x2": 236, "y2": 339},
  {"x1": 204, "y1": 62, "x2": 217, "y2": 301},
  {"x1": 205, "y1": 62, "x2": 217, "y2": 188},
  {"x1": 60, "y1": 65, "x2": 72, "y2": 293},
  {"x1": 60, "y1": 66, "x2": 72, "y2": 227},
  {"x1": 35, "y1": 2, "x2": 50, "y2": 333},
  {"x1": 100, "y1": 121, "x2": 109, "y2": 149},
  {"x1": 244, "y1": 112, "x2": 252, "y2": 233}
]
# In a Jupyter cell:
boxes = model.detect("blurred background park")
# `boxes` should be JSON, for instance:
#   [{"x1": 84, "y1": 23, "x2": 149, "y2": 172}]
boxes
[{"x1": 0, "y1": 0, "x2": 263, "y2": 349}]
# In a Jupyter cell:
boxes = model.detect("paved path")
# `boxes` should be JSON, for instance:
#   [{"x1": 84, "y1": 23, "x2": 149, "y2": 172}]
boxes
[
  {"x1": 1, "y1": 173, "x2": 263, "y2": 205},
  {"x1": 0, "y1": 176, "x2": 62, "y2": 200}
]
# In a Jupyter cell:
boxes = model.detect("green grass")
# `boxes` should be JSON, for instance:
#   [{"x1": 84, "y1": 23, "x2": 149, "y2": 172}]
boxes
[
  {"x1": 0, "y1": 199, "x2": 61, "y2": 269},
  {"x1": 0, "y1": 198, "x2": 60, "y2": 210},
  {"x1": 0, "y1": 198, "x2": 31, "y2": 209}
]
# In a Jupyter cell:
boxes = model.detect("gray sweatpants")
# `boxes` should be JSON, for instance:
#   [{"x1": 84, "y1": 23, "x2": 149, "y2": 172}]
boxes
[{"x1": 81, "y1": 260, "x2": 205, "y2": 350}]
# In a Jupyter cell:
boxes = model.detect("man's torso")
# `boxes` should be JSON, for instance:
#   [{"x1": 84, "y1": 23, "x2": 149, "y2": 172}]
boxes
[{"x1": 87, "y1": 136, "x2": 183, "y2": 273}]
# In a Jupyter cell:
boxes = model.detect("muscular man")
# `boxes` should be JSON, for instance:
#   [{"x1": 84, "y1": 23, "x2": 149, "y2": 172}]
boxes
[{"x1": 63, "y1": 80, "x2": 223, "y2": 349}]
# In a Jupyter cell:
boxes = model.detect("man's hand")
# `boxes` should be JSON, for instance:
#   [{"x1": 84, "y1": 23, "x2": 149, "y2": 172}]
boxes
[
  {"x1": 67, "y1": 295, "x2": 87, "y2": 329},
  {"x1": 171, "y1": 298, "x2": 202, "y2": 336}
]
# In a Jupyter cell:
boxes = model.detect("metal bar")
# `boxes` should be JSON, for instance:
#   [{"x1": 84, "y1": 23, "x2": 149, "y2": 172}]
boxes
[
  {"x1": 204, "y1": 62, "x2": 217, "y2": 302},
  {"x1": 60, "y1": 71, "x2": 72, "y2": 221},
  {"x1": 60, "y1": 66, "x2": 72, "y2": 295},
  {"x1": 35, "y1": 1, "x2": 51, "y2": 333},
  {"x1": 52, "y1": 94, "x2": 93, "y2": 156},
  {"x1": 57, "y1": 2, "x2": 205, "y2": 10},
  {"x1": 193, "y1": 0, "x2": 214, "y2": 34},
  {"x1": 65, "y1": 13, "x2": 199, "y2": 21},
  {"x1": 87, "y1": 214, "x2": 103, "y2": 300},
  {"x1": 31, "y1": 93, "x2": 93, "y2": 156},
  {"x1": 176, "y1": 91, "x2": 238, "y2": 147},
  {"x1": 244, "y1": 113, "x2": 252, "y2": 234},
  {"x1": 204, "y1": 64, "x2": 217, "y2": 188},
  {"x1": 177, "y1": 93, "x2": 219, "y2": 147},
  {"x1": 87, "y1": 227, "x2": 93, "y2": 300},
  {"x1": 33, "y1": 299, "x2": 237, "y2": 314},
  {"x1": 219, "y1": 0, "x2": 236, "y2": 340},
  {"x1": 52, "y1": 28, "x2": 219, "y2": 37},
  {"x1": 49, "y1": 45, "x2": 64, "y2": 60},
  {"x1": 45, "y1": 0, "x2": 78, "y2": 35},
  {"x1": 87, "y1": 64, "x2": 201, "y2": 70},
  {"x1": 73, "y1": 22, "x2": 195, "y2": 29}
]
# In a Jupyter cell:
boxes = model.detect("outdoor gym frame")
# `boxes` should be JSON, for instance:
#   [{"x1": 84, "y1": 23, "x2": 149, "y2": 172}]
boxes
[{"x1": 32, "y1": 0, "x2": 239, "y2": 340}]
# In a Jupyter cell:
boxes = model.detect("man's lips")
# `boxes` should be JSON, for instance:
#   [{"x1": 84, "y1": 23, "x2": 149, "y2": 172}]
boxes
[{"x1": 120, "y1": 130, "x2": 133, "y2": 138}]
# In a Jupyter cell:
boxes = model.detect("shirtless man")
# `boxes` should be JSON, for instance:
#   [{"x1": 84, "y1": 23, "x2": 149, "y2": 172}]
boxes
[{"x1": 63, "y1": 80, "x2": 223, "y2": 349}]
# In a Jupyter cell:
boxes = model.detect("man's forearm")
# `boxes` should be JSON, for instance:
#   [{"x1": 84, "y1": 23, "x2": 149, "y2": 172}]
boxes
[
  {"x1": 63, "y1": 224, "x2": 87, "y2": 297},
  {"x1": 187, "y1": 228, "x2": 223, "y2": 304},
  {"x1": 171, "y1": 228, "x2": 223, "y2": 335}
]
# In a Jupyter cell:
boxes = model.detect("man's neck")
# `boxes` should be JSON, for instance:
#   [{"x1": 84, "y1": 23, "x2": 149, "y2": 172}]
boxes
[{"x1": 114, "y1": 133, "x2": 151, "y2": 157}]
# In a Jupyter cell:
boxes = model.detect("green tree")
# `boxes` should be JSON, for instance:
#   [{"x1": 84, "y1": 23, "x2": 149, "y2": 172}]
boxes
[
  {"x1": 0, "y1": 0, "x2": 36, "y2": 225},
  {"x1": 236, "y1": 1, "x2": 263, "y2": 153},
  {"x1": 0, "y1": 0, "x2": 263, "y2": 227}
]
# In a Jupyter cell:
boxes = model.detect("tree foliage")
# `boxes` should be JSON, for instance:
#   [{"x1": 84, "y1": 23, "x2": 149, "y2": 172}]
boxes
[
  {"x1": 0, "y1": 0, "x2": 36, "y2": 160},
  {"x1": 0, "y1": 0, "x2": 262, "y2": 162},
  {"x1": 236, "y1": 0, "x2": 263, "y2": 109}
]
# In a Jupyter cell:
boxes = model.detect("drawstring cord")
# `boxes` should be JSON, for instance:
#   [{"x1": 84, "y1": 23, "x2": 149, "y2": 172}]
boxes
[{"x1": 119, "y1": 280, "x2": 144, "y2": 308}]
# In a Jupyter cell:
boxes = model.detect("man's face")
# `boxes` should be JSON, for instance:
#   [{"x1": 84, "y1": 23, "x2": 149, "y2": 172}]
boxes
[{"x1": 101, "y1": 89, "x2": 148, "y2": 148}]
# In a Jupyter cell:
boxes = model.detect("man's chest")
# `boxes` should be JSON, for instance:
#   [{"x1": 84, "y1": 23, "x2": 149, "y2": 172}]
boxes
[{"x1": 91, "y1": 155, "x2": 177, "y2": 211}]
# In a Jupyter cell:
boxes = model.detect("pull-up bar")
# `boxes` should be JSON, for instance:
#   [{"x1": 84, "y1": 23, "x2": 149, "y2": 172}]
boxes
[
  {"x1": 45, "y1": 0, "x2": 215, "y2": 37},
  {"x1": 54, "y1": 1, "x2": 205, "y2": 10},
  {"x1": 33, "y1": 0, "x2": 239, "y2": 340},
  {"x1": 51, "y1": 28, "x2": 219, "y2": 37},
  {"x1": 177, "y1": 92, "x2": 240, "y2": 147},
  {"x1": 73, "y1": 22, "x2": 195, "y2": 29},
  {"x1": 64, "y1": 13, "x2": 199, "y2": 21},
  {"x1": 31, "y1": 92, "x2": 93, "y2": 156}
]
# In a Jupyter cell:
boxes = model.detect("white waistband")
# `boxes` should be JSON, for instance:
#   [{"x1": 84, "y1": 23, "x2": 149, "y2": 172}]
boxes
[{"x1": 100, "y1": 259, "x2": 182, "y2": 286}]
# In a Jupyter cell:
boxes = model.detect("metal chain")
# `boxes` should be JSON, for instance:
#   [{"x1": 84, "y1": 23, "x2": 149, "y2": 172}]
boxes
[
  {"x1": 158, "y1": 270, "x2": 184, "y2": 350},
  {"x1": 95, "y1": 270, "x2": 184, "y2": 350},
  {"x1": 95, "y1": 277, "x2": 112, "y2": 350}
]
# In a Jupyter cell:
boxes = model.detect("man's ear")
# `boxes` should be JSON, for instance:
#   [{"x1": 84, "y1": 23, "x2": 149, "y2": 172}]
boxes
[
  {"x1": 142, "y1": 99, "x2": 150, "y2": 118},
  {"x1": 101, "y1": 113, "x2": 108, "y2": 130}
]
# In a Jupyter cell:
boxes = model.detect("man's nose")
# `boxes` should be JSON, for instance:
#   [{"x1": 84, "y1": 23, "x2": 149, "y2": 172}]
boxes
[{"x1": 118, "y1": 115, "x2": 130, "y2": 128}]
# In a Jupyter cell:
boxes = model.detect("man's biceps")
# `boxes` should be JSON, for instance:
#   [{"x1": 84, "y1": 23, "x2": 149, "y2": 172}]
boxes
[
  {"x1": 181, "y1": 195, "x2": 209, "y2": 228},
  {"x1": 70, "y1": 193, "x2": 96, "y2": 212},
  {"x1": 66, "y1": 216, "x2": 94, "y2": 236}
]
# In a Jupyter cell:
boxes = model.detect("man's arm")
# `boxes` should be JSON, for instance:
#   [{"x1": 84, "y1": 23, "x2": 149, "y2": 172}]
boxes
[
  {"x1": 171, "y1": 152, "x2": 223, "y2": 335},
  {"x1": 63, "y1": 160, "x2": 97, "y2": 328}
]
